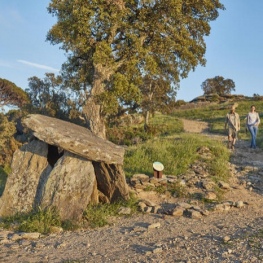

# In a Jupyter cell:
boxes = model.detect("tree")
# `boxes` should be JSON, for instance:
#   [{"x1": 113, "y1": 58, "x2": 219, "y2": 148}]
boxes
[
  {"x1": 0, "y1": 78, "x2": 29, "y2": 109},
  {"x1": 26, "y1": 73, "x2": 81, "y2": 121},
  {"x1": 47, "y1": 0, "x2": 224, "y2": 139},
  {"x1": 140, "y1": 75, "x2": 177, "y2": 127},
  {"x1": 201, "y1": 76, "x2": 235, "y2": 96}
]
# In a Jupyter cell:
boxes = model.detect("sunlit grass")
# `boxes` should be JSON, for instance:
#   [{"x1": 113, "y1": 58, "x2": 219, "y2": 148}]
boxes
[
  {"x1": 83, "y1": 195, "x2": 138, "y2": 228},
  {"x1": 124, "y1": 133, "x2": 230, "y2": 182}
]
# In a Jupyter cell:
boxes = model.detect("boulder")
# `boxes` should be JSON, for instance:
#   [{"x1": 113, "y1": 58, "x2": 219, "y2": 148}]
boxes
[
  {"x1": 40, "y1": 151, "x2": 98, "y2": 221},
  {"x1": 0, "y1": 140, "x2": 50, "y2": 216},
  {"x1": 22, "y1": 114, "x2": 124, "y2": 165}
]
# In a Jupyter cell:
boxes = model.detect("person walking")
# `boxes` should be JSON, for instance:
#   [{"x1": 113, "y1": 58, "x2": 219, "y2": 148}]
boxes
[
  {"x1": 225, "y1": 105, "x2": 240, "y2": 149},
  {"x1": 246, "y1": 105, "x2": 260, "y2": 149}
]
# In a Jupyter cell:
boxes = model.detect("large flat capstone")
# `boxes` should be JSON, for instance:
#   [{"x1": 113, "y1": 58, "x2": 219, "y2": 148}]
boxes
[{"x1": 22, "y1": 114, "x2": 124, "y2": 165}]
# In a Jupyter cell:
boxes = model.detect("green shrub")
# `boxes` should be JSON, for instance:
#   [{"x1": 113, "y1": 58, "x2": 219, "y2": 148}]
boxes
[{"x1": 107, "y1": 113, "x2": 183, "y2": 145}]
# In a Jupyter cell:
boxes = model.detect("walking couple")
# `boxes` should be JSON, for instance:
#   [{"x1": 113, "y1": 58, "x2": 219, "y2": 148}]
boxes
[{"x1": 225, "y1": 105, "x2": 260, "y2": 150}]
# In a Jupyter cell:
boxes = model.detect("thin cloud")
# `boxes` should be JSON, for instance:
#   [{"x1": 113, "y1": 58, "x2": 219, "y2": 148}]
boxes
[
  {"x1": 0, "y1": 60, "x2": 13, "y2": 68},
  {"x1": 17, "y1": 60, "x2": 59, "y2": 72},
  {"x1": 0, "y1": 8, "x2": 24, "y2": 29}
]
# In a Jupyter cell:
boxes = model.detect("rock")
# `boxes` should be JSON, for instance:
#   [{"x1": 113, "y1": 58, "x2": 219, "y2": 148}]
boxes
[
  {"x1": 214, "y1": 203, "x2": 231, "y2": 212},
  {"x1": 223, "y1": 236, "x2": 231, "y2": 242},
  {"x1": 184, "y1": 209, "x2": 203, "y2": 219},
  {"x1": 151, "y1": 205, "x2": 160, "y2": 214},
  {"x1": 218, "y1": 181, "x2": 231, "y2": 190},
  {"x1": 152, "y1": 247, "x2": 163, "y2": 254},
  {"x1": 20, "y1": 232, "x2": 40, "y2": 240},
  {"x1": 204, "y1": 191, "x2": 217, "y2": 200},
  {"x1": 40, "y1": 151, "x2": 97, "y2": 221},
  {"x1": 138, "y1": 202, "x2": 147, "y2": 211},
  {"x1": 92, "y1": 162, "x2": 129, "y2": 202},
  {"x1": 0, "y1": 140, "x2": 50, "y2": 216},
  {"x1": 171, "y1": 207, "x2": 185, "y2": 217},
  {"x1": 177, "y1": 202, "x2": 192, "y2": 209},
  {"x1": 141, "y1": 199, "x2": 157, "y2": 207},
  {"x1": 22, "y1": 114, "x2": 124, "y2": 165},
  {"x1": 235, "y1": 201, "x2": 245, "y2": 208},
  {"x1": 131, "y1": 174, "x2": 150, "y2": 183},
  {"x1": 144, "y1": 207, "x2": 153, "y2": 213},
  {"x1": 201, "y1": 180, "x2": 216, "y2": 191},
  {"x1": 148, "y1": 222, "x2": 161, "y2": 229},
  {"x1": 117, "y1": 207, "x2": 131, "y2": 215}
]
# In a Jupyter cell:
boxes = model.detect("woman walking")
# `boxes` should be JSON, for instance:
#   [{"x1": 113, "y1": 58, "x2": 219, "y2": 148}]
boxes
[{"x1": 246, "y1": 105, "x2": 260, "y2": 149}]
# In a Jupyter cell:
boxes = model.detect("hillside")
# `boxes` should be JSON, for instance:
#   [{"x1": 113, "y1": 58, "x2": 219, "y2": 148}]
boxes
[{"x1": 1, "y1": 118, "x2": 263, "y2": 263}]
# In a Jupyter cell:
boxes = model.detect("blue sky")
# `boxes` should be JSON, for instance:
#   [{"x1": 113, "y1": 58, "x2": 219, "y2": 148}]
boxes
[{"x1": 1, "y1": 0, "x2": 263, "y2": 102}]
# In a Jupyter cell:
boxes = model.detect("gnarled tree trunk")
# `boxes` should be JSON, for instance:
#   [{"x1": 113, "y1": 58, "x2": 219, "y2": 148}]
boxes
[{"x1": 83, "y1": 65, "x2": 113, "y2": 139}]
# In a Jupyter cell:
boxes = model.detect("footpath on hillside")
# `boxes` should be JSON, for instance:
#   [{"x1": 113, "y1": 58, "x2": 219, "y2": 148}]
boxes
[{"x1": 1, "y1": 119, "x2": 263, "y2": 263}]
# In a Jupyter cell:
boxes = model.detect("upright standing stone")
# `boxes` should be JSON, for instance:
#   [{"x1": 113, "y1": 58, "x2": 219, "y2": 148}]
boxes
[
  {"x1": 0, "y1": 140, "x2": 50, "y2": 216},
  {"x1": 40, "y1": 151, "x2": 98, "y2": 221}
]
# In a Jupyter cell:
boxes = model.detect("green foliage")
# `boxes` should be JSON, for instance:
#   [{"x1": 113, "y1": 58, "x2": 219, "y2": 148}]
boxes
[
  {"x1": 148, "y1": 112, "x2": 184, "y2": 135},
  {"x1": 0, "y1": 78, "x2": 29, "y2": 109},
  {"x1": 174, "y1": 100, "x2": 187, "y2": 107},
  {"x1": 47, "y1": 0, "x2": 225, "y2": 131},
  {"x1": 0, "y1": 207, "x2": 61, "y2": 234},
  {"x1": 26, "y1": 73, "x2": 82, "y2": 122},
  {"x1": 201, "y1": 76, "x2": 235, "y2": 95},
  {"x1": 0, "y1": 113, "x2": 21, "y2": 167},
  {"x1": 83, "y1": 196, "x2": 138, "y2": 228},
  {"x1": 124, "y1": 133, "x2": 230, "y2": 180},
  {"x1": 153, "y1": 183, "x2": 187, "y2": 198},
  {"x1": 107, "y1": 126, "x2": 151, "y2": 146},
  {"x1": 107, "y1": 113, "x2": 183, "y2": 145}
]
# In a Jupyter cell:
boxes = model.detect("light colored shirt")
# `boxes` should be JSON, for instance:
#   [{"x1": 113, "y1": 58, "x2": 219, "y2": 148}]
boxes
[
  {"x1": 226, "y1": 112, "x2": 240, "y2": 130},
  {"x1": 247, "y1": 112, "x2": 260, "y2": 126}
]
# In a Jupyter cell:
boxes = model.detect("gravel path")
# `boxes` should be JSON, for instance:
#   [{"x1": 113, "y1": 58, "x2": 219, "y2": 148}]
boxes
[{"x1": 1, "y1": 120, "x2": 263, "y2": 263}]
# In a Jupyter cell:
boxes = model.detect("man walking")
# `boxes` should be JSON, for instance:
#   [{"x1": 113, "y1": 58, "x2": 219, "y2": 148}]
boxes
[{"x1": 225, "y1": 105, "x2": 240, "y2": 149}]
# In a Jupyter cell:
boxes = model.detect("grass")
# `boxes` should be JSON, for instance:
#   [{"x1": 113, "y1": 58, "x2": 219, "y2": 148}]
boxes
[
  {"x1": 0, "y1": 196, "x2": 139, "y2": 232},
  {"x1": 124, "y1": 133, "x2": 230, "y2": 181},
  {"x1": 172, "y1": 100, "x2": 263, "y2": 146},
  {"x1": 83, "y1": 195, "x2": 138, "y2": 228},
  {"x1": 0, "y1": 207, "x2": 61, "y2": 234},
  {"x1": 107, "y1": 112, "x2": 184, "y2": 145}
]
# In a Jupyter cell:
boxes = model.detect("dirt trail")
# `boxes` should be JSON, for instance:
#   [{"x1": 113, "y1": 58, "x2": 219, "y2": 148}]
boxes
[
  {"x1": 182, "y1": 119, "x2": 210, "y2": 134},
  {"x1": 1, "y1": 119, "x2": 263, "y2": 263}
]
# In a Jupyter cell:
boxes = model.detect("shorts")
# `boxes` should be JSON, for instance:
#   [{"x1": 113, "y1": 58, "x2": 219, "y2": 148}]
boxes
[{"x1": 228, "y1": 128, "x2": 237, "y2": 139}]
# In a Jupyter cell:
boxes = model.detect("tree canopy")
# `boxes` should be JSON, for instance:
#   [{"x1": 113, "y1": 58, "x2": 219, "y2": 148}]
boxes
[
  {"x1": 201, "y1": 76, "x2": 235, "y2": 96},
  {"x1": 26, "y1": 73, "x2": 82, "y2": 122},
  {"x1": 47, "y1": 0, "x2": 225, "y2": 138},
  {"x1": 0, "y1": 78, "x2": 29, "y2": 109}
]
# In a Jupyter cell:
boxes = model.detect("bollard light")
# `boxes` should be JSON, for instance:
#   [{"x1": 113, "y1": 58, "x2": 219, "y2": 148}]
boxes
[{"x1": 153, "y1": 161, "x2": 164, "y2": 179}]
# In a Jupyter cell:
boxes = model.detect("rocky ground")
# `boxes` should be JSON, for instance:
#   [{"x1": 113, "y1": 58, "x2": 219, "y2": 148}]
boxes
[{"x1": 1, "y1": 120, "x2": 263, "y2": 263}]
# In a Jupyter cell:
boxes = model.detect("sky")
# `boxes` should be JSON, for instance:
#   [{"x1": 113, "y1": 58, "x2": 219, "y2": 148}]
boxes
[{"x1": 1, "y1": 0, "x2": 263, "y2": 102}]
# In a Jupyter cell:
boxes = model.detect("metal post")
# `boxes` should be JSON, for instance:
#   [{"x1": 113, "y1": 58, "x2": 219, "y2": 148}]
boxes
[{"x1": 153, "y1": 169, "x2": 163, "y2": 179}]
